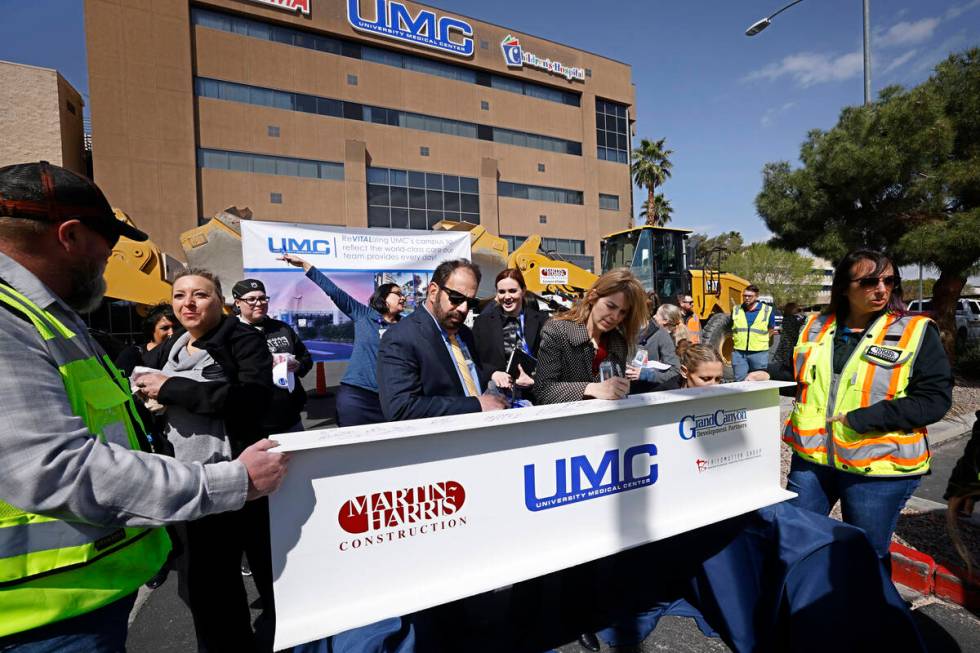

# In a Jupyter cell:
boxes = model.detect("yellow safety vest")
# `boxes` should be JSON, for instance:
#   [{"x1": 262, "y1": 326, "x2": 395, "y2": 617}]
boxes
[
  {"x1": 0, "y1": 282, "x2": 171, "y2": 638},
  {"x1": 732, "y1": 303, "x2": 772, "y2": 351},
  {"x1": 685, "y1": 314, "x2": 701, "y2": 344},
  {"x1": 782, "y1": 311, "x2": 932, "y2": 477}
]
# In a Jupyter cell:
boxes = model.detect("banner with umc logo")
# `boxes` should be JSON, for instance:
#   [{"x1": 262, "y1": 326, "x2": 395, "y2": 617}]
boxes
[
  {"x1": 241, "y1": 220, "x2": 470, "y2": 363},
  {"x1": 268, "y1": 382, "x2": 795, "y2": 649}
]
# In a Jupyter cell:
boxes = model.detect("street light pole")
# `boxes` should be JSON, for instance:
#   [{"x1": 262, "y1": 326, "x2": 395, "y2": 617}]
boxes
[
  {"x1": 862, "y1": 0, "x2": 872, "y2": 105},
  {"x1": 746, "y1": 0, "x2": 872, "y2": 106}
]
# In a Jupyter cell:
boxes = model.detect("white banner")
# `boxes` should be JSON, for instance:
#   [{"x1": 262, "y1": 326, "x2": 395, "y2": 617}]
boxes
[
  {"x1": 270, "y1": 382, "x2": 796, "y2": 650},
  {"x1": 240, "y1": 221, "x2": 470, "y2": 364}
]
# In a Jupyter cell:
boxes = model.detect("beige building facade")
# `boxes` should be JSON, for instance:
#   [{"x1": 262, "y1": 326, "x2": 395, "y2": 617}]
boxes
[
  {"x1": 0, "y1": 61, "x2": 87, "y2": 174},
  {"x1": 85, "y1": 0, "x2": 636, "y2": 267}
]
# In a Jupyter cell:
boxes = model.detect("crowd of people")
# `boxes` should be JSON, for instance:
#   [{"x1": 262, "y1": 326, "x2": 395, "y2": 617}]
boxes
[{"x1": 1, "y1": 160, "x2": 978, "y2": 653}]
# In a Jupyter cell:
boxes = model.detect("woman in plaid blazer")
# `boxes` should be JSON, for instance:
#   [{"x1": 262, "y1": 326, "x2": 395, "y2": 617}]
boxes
[{"x1": 535, "y1": 268, "x2": 648, "y2": 404}]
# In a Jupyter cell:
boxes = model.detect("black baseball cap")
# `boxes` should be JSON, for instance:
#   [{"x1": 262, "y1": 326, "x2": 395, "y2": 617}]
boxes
[
  {"x1": 232, "y1": 279, "x2": 267, "y2": 299},
  {"x1": 0, "y1": 161, "x2": 148, "y2": 244}
]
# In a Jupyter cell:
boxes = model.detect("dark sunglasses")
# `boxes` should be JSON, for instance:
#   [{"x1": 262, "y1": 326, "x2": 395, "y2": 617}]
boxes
[
  {"x1": 852, "y1": 275, "x2": 897, "y2": 290},
  {"x1": 439, "y1": 285, "x2": 479, "y2": 310}
]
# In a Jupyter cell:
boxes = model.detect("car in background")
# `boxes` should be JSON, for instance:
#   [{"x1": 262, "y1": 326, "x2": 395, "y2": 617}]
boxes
[{"x1": 906, "y1": 297, "x2": 980, "y2": 345}]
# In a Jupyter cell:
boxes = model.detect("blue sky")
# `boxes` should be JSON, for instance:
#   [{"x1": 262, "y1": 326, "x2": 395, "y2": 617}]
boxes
[{"x1": 2, "y1": 0, "x2": 978, "y2": 246}]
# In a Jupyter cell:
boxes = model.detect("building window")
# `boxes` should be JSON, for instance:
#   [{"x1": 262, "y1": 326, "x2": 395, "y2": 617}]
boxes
[
  {"x1": 502, "y1": 236, "x2": 592, "y2": 271},
  {"x1": 347, "y1": 74, "x2": 358, "y2": 86},
  {"x1": 501, "y1": 235, "x2": 527, "y2": 251},
  {"x1": 420, "y1": 146, "x2": 429, "y2": 157},
  {"x1": 197, "y1": 148, "x2": 344, "y2": 180},
  {"x1": 192, "y1": 7, "x2": 580, "y2": 108},
  {"x1": 66, "y1": 101, "x2": 76, "y2": 115},
  {"x1": 195, "y1": 77, "x2": 582, "y2": 157},
  {"x1": 540, "y1": 238, "x2": 593, "y2": 271},
  {"x1": 270, "y1": 193, "x2": 283, "y2": 204},
  {"x1": 539, "y1": 215, "x2": 547, "y2": 224},
  {"x1": 541, "y1": 238, "x2": 586, "y2": 255},
  {"x1": 599, "y1": 193, "x2": 620, "y2": 210},
  {"x1": 596, "y1": 98, "x2": 629, "y2": 164},
  {"x1": 498, "y1": 181, "x2": 584, "y2": 205},
  {"x1": 480, "y1": 100, "x2": 489, "y2": 111},
  {"x1": 537, "y1": 163, "x2": 545, "y2": 173},
  {"x1": 585, "y1": 68, "x2": 592, "y2": 78},
  {"x1": 367, "y1": 166, "x2": 480, "y2": 230},
  {"x1": 267, "y1": 125, "x2": 280, "y2": 137}
]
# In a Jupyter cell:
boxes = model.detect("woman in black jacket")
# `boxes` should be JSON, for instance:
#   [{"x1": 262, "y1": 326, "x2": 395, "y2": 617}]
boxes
[
  {"x1": 535, "y1": 268, "x2": 647, "y2": 404},
  {"x1": 472, "y1": 268, "x2": 548, "y2": 395},
  {"x1": 134, "y1": 268, "x2": 277, "y2": 653}
]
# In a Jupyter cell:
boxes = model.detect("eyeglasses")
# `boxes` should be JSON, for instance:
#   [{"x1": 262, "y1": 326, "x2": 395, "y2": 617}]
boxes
[
  {"x1": 239, "y1": 296, "x2": 270, "y2": 306},
  {"x1": 852, "y1": 275, "x2": 897, "y2": 290},
  {"x1": 439, "y1": 285, "x2": 479, "y2": 311}
]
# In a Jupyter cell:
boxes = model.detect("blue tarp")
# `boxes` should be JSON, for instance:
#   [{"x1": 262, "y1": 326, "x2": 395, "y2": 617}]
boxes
[{"x1": 293, "y1": 502, "x2": 922, "y2": 653}]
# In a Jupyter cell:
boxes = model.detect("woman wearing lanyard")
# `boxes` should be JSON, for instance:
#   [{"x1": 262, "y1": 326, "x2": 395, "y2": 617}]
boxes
[
  {"x1": 280, "y1": 253, "x2": 406, "y2": 426},
  {"x1": 779, "y1": 249, "x2": 952, "y2": 570},
  {"x1": 472, "y1": 268, "x2": 548, "y2": 399}
]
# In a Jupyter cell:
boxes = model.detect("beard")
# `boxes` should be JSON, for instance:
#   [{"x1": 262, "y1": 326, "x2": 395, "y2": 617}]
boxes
[{"x1": 65, "y1": 258, "x2": 108, "y2": 314}]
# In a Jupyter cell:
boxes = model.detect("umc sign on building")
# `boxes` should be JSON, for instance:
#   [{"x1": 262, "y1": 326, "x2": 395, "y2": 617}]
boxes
[{"x1": 84, "y1": 0, "x2": 636, "y2": 269}]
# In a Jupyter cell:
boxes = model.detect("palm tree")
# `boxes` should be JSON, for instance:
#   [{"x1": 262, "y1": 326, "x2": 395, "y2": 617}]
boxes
[
  {"x1": 638, "y1": 194, "x2": 673, "y2": 226},
  {"x1": 630, "y1": 137, "x2": 674, "y2": 226}
]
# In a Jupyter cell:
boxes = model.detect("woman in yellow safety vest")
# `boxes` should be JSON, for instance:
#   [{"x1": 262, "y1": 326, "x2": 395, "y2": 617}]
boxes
[{"x1": 781, "y1": 250, "x2": 952, "y2": 570}]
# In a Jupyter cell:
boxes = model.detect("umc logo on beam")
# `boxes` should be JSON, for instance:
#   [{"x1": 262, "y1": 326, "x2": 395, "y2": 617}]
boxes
[
  {"x1": 347, "y1": 0, "x2": 474, "y2": 57},
  {"x1": 523, "y1": 445, "x2": 659, "y2": 512}
]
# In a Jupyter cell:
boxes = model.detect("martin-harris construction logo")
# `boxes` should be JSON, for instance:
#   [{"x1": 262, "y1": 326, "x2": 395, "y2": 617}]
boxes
[{"x1": 501, "y1": 34, "x2": 524, "y2": 67}]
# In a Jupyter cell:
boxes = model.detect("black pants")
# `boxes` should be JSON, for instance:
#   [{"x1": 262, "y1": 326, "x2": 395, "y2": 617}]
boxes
[
  {"x1": 335, "y1": 383, "x2": 386, "y2": 426},
  {"x1": 176, "y1": 499, "x2": 275, "y2": 653}
]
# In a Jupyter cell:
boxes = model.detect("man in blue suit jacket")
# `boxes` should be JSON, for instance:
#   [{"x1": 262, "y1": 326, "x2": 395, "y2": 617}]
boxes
[{"x1": 378, "y1": 259, "x2": 507, "y2": 421}]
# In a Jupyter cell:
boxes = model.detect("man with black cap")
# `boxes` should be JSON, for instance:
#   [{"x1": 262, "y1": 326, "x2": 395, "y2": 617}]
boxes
[
  {"x1": 233, "y1": 277, "x2": 313, "y2": 434},
  {"x1": 0, "y1": 161, "x2": 289, "y2": 650}
]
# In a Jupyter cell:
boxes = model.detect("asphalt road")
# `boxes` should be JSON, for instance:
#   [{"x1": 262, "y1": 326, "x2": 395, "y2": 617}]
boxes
[{"x1": 915, "y1": 432, "x2": 970, "y2": 505}]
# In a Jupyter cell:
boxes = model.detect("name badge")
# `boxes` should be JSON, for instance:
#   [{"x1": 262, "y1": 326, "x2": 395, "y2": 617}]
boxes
[{"x1": 865, "y1": 345, "x2": 901, "y2": 364}]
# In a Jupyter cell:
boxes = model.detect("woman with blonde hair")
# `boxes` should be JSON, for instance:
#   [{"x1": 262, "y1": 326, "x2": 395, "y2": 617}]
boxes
[{"x1": 535, "y1": 268, "x2": 647, "y2": 404}]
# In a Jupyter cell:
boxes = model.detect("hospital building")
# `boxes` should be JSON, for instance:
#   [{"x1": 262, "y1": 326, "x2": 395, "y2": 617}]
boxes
[{"x1": 84, "y1": 0, "x2": 636, "y2": 270}]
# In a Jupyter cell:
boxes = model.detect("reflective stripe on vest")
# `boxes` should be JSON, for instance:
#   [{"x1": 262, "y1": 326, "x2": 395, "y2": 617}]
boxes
[
  {"x1": 0, "y1": 283, "x2": 171, "y2": 637},
  {"x1": 686, "y1": 314, "x2": 701, "y2": 344},
  {"x1": 783, "y1": 311, "x2": 931, "y2": 476},
  {"x1": 732, "y1": 303, "x2": 771, "y2": 351}
]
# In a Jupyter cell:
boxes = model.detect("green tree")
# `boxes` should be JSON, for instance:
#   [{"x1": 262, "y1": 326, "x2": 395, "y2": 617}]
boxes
[
  {"x1": 724, "y1": 243, "x2": 822, "y2": 307},
  {"x1": 756, "y1": 48, "x2": 980, "y2": 355},
  {"x1": 638, "y1": 193, "x2": 673, "y2": 226},
  {"x1": 631, "y1": 138, "x2": 673, "y2": 226},
  {"x1": 692, "y1": 230, "x2": 744, "y2": 267}
]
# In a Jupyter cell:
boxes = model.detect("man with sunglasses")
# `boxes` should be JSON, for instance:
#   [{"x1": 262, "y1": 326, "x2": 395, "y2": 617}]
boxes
[
  {"x1": 0, "y1": 162, "x2": 287, "y2": 650},
  {"x1": 233, "y1": 278, "x2": 313, "y2": 434},
  {"x1": 378, "y1": 258, "x2": 507, "y2": 421}
]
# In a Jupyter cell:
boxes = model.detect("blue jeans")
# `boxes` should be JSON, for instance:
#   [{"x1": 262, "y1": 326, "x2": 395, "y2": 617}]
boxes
[
  {"x1": 731, "y1": 349, "x2": 768, "y2": 381},
  {"x1": 786, "y1": 456, "x2": 920, "y2": 565},
  {"x1": 0, "y1": 593, "x2": 135, "y2": 652},
  {"x1": 336, "y1": 383, "x2": 386, "y2": 427}
]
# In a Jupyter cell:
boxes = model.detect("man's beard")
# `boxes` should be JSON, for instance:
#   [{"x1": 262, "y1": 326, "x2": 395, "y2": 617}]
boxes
[{"x1": 65, "y1": 259, "x2": 107, "y2": 314}]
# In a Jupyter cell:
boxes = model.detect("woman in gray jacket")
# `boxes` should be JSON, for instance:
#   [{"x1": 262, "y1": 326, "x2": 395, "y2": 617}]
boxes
[{"x1": 626, "y1": 303, "x2": 682, "y2": 390}]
